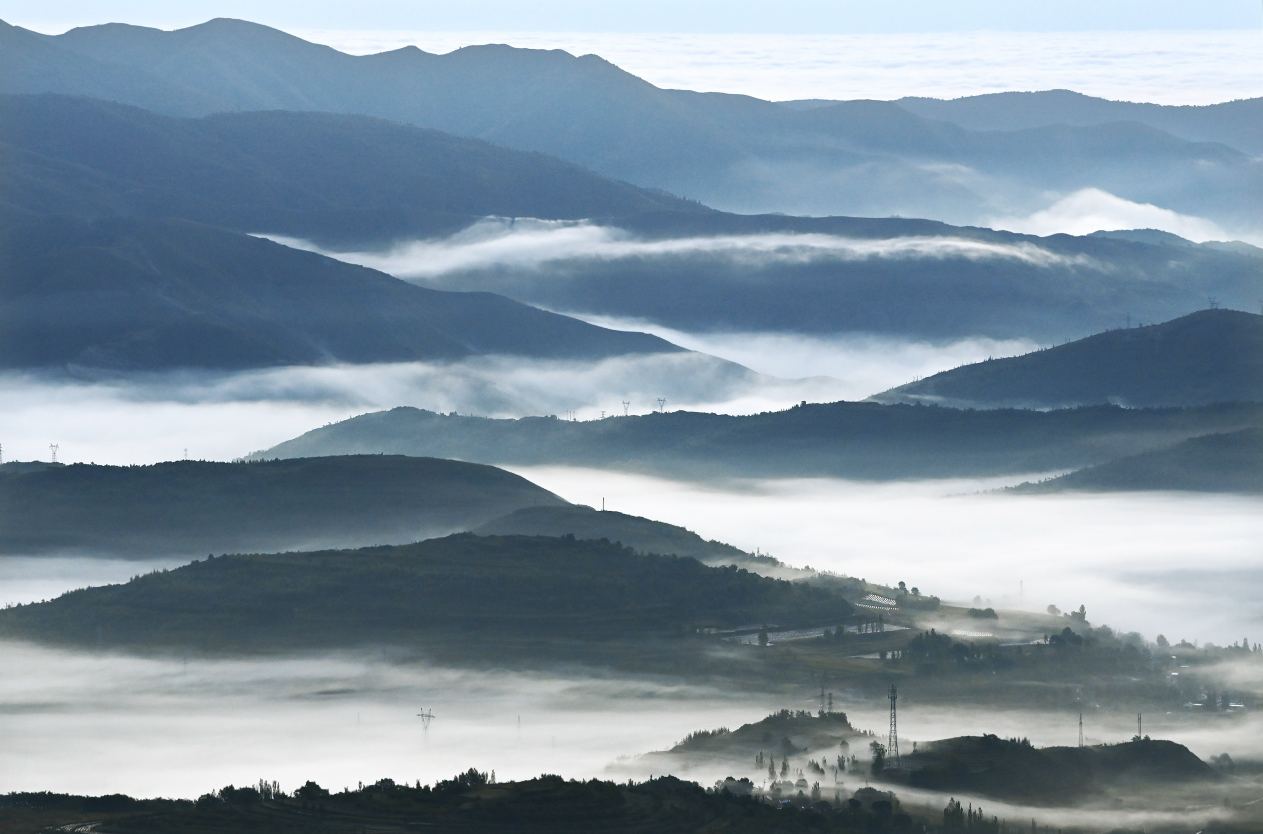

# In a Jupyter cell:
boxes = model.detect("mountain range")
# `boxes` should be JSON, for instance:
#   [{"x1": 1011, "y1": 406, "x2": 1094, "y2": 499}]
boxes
[
  {"x1": 5, "y1": 93, "x2": 1261, "y2": 348},
  {"x1": 247, "y1": 401, "x2": 1263, "y2": 482},
  {"x1": 4, "y1": 18, "x2": 1260, "y2": 230}
]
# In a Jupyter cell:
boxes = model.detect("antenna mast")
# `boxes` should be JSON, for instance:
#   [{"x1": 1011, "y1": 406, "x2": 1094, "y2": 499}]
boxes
[{"x1": 887, "y1": 685, "x2": 900, "y2": 771}]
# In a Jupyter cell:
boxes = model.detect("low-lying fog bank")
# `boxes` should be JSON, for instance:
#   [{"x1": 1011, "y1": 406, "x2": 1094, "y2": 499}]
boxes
[
  {"x1": 3, "y1": 639, "x2": 1260, "y2": 813},
  {"x1": 0, "y1": 640, "x2": 780, "y2": 797},
  {"x1": 508, "y1": 467, "x2": 1263, "y2": 648},
  {"x1": 0, "y1": 357, "x2": 850, "y2": 465}
]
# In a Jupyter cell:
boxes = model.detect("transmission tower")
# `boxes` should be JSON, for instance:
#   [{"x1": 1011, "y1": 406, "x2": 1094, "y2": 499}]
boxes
[
  {"x1": 49, "y1": 443, "x2": 59, "y2": 463},
  {"x1": 887, "y1": 685, "x2": 900, "y2": 771},
  {"x1": 622, "y1": 401, "x2": 630, "y2": 416},
  {"x1": 1078, "y1": 713, "x2": 1083, "y2": 747},
  {"x1": 656, "y1": 397, "x2": 666, "y2": 412},
  {"x1": 417, "y1": 708, "x2": 434, "y2": 740}
]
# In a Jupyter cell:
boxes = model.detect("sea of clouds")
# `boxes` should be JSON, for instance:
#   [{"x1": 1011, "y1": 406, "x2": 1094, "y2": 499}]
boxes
[{"x1": 294, "y1": 29, "x2": 1263, "y2": 106}]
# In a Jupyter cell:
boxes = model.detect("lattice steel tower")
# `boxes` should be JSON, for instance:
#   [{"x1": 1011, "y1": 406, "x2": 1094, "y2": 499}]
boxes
[{"x1": 887, "y1": 685, "x2": 900, "y2": 770}]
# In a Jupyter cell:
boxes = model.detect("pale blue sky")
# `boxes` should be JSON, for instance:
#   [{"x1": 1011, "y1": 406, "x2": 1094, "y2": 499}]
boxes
[{"x1": 10, "y1": 0, "x2": 1263, "y2": 34}]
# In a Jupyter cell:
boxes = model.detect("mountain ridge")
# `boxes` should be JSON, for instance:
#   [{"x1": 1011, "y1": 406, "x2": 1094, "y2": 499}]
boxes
[
  {"x1": 869, "y1": 309, "x2": 1263, "y2": 409},
  {"x1": 6, "y1": 18, "x2": 1259, "y2": 228}
]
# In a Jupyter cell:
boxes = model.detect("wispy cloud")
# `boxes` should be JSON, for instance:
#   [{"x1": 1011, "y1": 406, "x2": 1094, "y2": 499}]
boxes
[{"x1": 266, "y1": 220, "x2": 1093, "y2": 279}]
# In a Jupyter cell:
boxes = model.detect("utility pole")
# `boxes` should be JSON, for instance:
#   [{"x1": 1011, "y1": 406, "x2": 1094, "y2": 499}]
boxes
[{"x1": 1137, "y1": 713, "x2": 1142, "y2": 739}]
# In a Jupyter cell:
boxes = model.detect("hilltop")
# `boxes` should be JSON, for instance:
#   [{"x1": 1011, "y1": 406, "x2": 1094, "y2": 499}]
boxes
[
  {"x1": 870, "y1": 310, "x2": 1263, "y2": 409},
  {"x1": 900, "y1": 735, "x2": 1217, "y2": 805},
  {"x1": 472, "y1": 505, "x2": 799, "y2": 576},
  {"x1": 250, "y1": 401, "x2": 1263, "y2": 481},
  {"x1": 0, "y1": 534, "x2": 854, "y2": 652},
  {"x1": 1009, "y1": 427, "x2": 1263, "y2": 494},
  {"x1": 0, "y1": 209, "x2": 680, "y2": 371},
  {"x1": 0, "y1": 455, "x2": 566, "y2": 557}
]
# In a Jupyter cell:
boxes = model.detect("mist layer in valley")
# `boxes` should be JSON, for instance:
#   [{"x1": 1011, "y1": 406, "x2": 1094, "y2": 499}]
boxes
[
  {"x1": 0, "y1": 326, "x2": 1026, "y2": 465},
  {"x1": 506, "y1": 467, "x2": 1263, "y2": 649},
  {"x1": 274, "y1": 218, "x2": 1263, "y2": 345}
]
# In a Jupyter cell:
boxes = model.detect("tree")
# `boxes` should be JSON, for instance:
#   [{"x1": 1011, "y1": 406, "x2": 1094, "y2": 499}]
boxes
[
  {"x1": 870, "y1": 741, "x2": 886, "y2": 775},
  {"x1": 1156, "y1": 634, "x2": 1169, "y2": 648}
]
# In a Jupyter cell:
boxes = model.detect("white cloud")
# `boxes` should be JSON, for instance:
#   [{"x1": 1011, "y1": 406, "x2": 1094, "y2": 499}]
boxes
[
  {"x1": 988, "y1": 187, "x2": 1229, "y2": 241},
  {"x1": 572, "y1": 314, "x2": 1039, "y2": 388},
  {"x1": 265, "y1": 221, "x2": 1091, "y2": 279}
]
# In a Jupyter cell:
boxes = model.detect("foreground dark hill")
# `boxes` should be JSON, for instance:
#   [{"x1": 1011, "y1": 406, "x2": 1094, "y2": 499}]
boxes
[
  {"x1": 473, "y1": 505, "x2": 792, "y2": 575},
  {"x1": 5, "y1": 19, "x2": 1259, "y2": 227},
  {"x1": 0, "y1": 456, "x2": 566, "y2": 557},
  {"x1": 0, "y1": 210, "x2": 680, "y2": 370},
  {"x1": 871, "y1": 310, "x2": 1263, "y2": 409},
  {"x1": 1, "y1": 773, "x2": 924, "y2": 834},
  {"x1": 251, "y1": 401, "x2": 1263, "y2": 481},
  {"x1": 0, "y1": 93, "x2": 698, "y2": 247},
  {"x1": 1010, "y1": 428, "x2": 1263, "y2": 494},
  {"x1": 0, "y1": 534, "x2": 853, "y2": 651},
  {"x1": 902, "y1": 735, "x2": 1216, "y2": 805}
]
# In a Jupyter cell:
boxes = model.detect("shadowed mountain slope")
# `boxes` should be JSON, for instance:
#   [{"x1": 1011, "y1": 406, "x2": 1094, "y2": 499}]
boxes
[
  {"x1": 249, "y1": 401, "x2": 1263, "y2": 481},
  {"x1": 0, "y1": 210, "x2": 681, "y2": 370},
  {"x1": 0, "y1": 534, "x2": 854, "y2": 651},
  {"x1": 1008, "y1": 427, "x2": 1263, "y2": 494},
  {"x1": 870, "y1": 310, "x2": 1263, "y2": 409},
  {"x1": 5, "y1": 19, "x2": 1260, "y2": 227},
  {"x1": 0, "y1": 93, "x2": 700, "y2": 247},
  {"x1": 0, "y1": 455, "x2": 567, "y2": 557}
]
